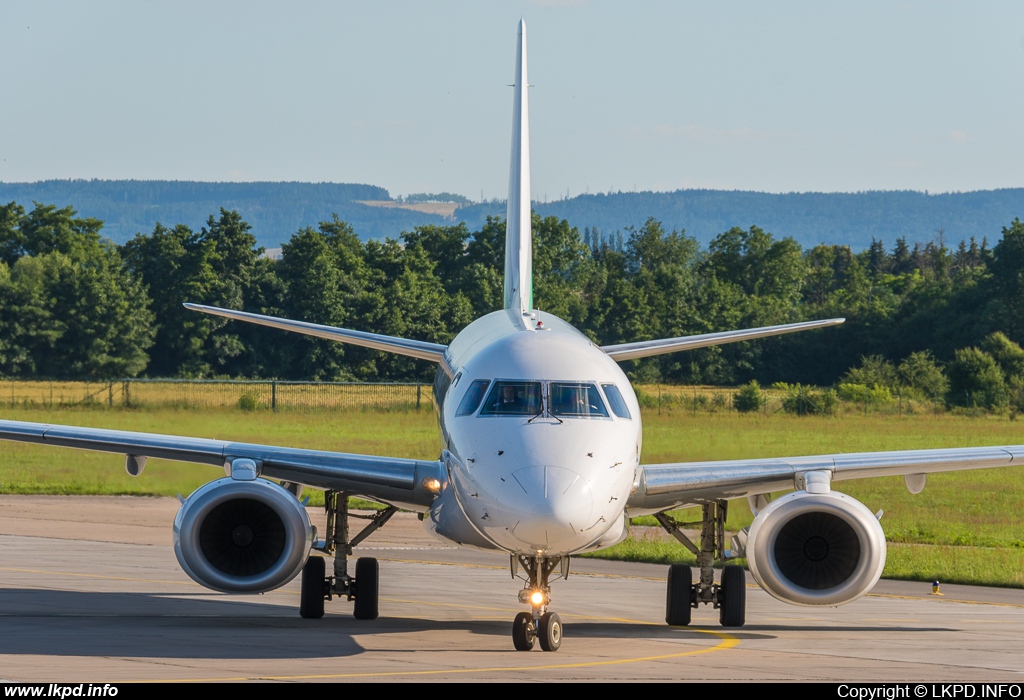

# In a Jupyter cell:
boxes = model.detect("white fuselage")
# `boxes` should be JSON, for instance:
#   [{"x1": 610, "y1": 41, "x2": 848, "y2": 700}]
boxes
[{"x1": 425, "y1": 308, "x2": 642, "y2": 557}]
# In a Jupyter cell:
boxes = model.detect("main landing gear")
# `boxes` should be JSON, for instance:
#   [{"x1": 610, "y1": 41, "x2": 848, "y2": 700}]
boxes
[
  {"x1": 510, "y1": 555, "x2": 569, "y2": 651},
  {"x1": 657, "y1": 500, "x2": 746, "y2": 628},
  {"x1": 299, "y1": 490, "x2": 396, "y2": 621}
]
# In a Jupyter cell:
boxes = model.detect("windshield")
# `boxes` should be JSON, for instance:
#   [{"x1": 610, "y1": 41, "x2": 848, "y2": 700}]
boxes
[
  {"x1": 550, "y1": 383, "x2": 609, "y2": 418},
  {"x1": 456, "y1": 379, "x2": 491, "y2": 416},
  {"x1": 601, "y1": 383, "x2": 632, "y2": 419},
  {"x1": 480, "y1": 381, "x2": 543, "y2": 415}
]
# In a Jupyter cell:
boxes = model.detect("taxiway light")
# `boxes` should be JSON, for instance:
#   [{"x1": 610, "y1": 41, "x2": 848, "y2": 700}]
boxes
[
  {"x1": 421, "y1": 477, "x2": 442, "y2": 493},
  {"x1": 530, "y1": 590, "x2": 545, "y2": 606}
]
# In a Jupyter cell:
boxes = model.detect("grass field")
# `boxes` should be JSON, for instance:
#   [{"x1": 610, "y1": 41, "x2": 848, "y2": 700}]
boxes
[{"x1": 1, "y1": 404, "x2": 1022, "y2": 587}]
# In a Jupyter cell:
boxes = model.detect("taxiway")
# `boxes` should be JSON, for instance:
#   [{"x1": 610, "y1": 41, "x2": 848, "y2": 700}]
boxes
[{"x1": 1, "y1": 496, "x2": 1022, "y2": 682}]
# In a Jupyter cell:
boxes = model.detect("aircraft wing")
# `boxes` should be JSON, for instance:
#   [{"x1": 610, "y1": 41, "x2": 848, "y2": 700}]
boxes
[
  {"x1": 628, "y1": 445, "x2": 1024, "y2": 512},
  {"x1": 0, "y1": 419, "x2": 444, "y2": 508},
  {"x1": 601, "y1": 318, "x2": 845, "y2": 361},
  {"x1": 185, "y1": 303, "x2": 447, "y2": 362}
]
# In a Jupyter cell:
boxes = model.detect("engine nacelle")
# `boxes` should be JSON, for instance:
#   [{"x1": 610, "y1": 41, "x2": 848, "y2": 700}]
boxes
[
  {"x1": 746, "y1": 490, "x2": 885, "y2": 606},
  {"x1": 173, "y1": 477, "x2": 313, "y2": 593}
]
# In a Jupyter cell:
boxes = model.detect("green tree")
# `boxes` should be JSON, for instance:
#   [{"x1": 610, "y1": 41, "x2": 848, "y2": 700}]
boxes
[
  {"x1": 533, "y1": 215, "x2": 598, "y2": 327},
  {"x1": 843, "y1": 355, "x2": 898, "y2": 389},
  {"x1": 0, "y1": 257, "x2": 62, "y2": 376},
  {"x1": 0, "y1": 203, "x2": 155, "y2": 379},
  {"x1": 0, "y1": 202, "x2": 105, "y2": 265},
  {"x1": 43, "y1": 247, "x2": 154, "y2": 379},
  {"x1": 947, "y1": 347, "x2": 1006, "y2": 409},
  {"x1": 401, "y1": 223, "x2": 471, "y2": 298},
  {"x1": 979, "y1": 331, "x2": 1024, "y2": 380},
  {"x1": 733, "y1": 380, "x2": 765, "y2": 413},
  {"x1": 897, "y1": 350, "x2": 949, "y2": 401},
  {"x1": 461, "y1": 216, "x2": 505, "y2": 317},
  {"x1": 121, "y1": 209, "x2": 264, "y2": 377},
  {"x1": 986, "y1": 219, "x2": 1024, "y2": 343},
  {"x1": 705, "y1": 225, "x2": 805, "y2": 301},
  {"x1": 276, "y1": 226, "x2": 352, "y2": 380},
  {"x1": 122, "y1": 223, "x2": 219, "y2": 376},
  {"x1": 364, "y1": 239, "x2": 473, "y2": 381}
]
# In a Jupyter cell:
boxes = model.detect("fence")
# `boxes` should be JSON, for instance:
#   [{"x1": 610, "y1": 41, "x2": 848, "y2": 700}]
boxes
[
  {"x1": 633, "y1": 384, "x2": 943, "y2": 417},
  {"x1": 0, "y1": 379, "x2": 433, "y2": 412},
  {"x1": 0, "y1": 379, "x2": 942, "y2": 416}
]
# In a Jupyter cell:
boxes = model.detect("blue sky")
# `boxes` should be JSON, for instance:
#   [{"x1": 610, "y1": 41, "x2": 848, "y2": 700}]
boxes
[{"x1": 2, "y1": 1, "x2": 1022, "y2": 200}]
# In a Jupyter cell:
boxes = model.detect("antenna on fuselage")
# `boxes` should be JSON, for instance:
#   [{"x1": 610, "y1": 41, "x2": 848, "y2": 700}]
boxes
[{"x1": 503, "y1": 19, "x2": 533, "y2": 316}]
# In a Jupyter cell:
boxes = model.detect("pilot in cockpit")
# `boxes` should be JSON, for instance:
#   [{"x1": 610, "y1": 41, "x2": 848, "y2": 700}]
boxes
[
  {"x1": 552, "y1": 386, "x2": 593, "y2": 416},
  {"x1": 500, "y1": 384, "x2": 523, "y2": 410}
]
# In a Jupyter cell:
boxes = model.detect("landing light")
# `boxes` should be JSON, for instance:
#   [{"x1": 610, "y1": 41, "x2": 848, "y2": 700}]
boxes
[
  {"x1": 421, "y1": 477, "x2": 442, "y2": 493},
  {"x1": 517, "y1": 588, "x2": 549, "y2": 606}
]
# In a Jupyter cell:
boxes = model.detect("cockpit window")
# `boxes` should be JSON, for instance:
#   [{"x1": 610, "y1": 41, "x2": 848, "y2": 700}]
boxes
[
  {"x1": 601, "y1": 383, "x2": 632, "y2": 419},
  {"x1": 480, "y1": 381, "x2": 543, "y2": 415},
  {"x1": 456, "y1": 379, "x2": 490, "y2": 416},
  {"x1": 550, "y1": 383, "x2": 609, "y2": 418}
]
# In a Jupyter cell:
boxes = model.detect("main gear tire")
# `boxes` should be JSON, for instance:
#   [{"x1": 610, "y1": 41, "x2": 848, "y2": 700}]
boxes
[
  {"x1": 666, "y1": 563, "x2": 693, "y2": 626},
  {"x1": 353, "y1": 557, "x2": 379, "y2": 620},
  {"x1": 719, "y1": 564, "x2": 746, "y2": 628},
  {"x1": 299, "y1": 556, "x2": 326, "y2": 619}
]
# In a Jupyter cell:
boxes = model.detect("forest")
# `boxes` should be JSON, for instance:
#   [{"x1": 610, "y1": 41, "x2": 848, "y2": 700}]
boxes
[{"x1": 2, "y1": 199, "x2": 1024, "y2": 410}]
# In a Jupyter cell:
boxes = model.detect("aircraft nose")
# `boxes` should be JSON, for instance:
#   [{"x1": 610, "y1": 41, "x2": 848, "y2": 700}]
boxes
[{"x1": 498, "y1": 465, "x2": 593, "y2": 548}]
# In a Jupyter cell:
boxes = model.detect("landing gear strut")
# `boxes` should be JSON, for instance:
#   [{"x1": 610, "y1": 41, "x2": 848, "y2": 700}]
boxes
[
  {"x1": 299, "y1": 490, "x2": 396, "y2": 621},
  {"x1": 656, "y1": 500, "x2": 746, "y2": 628},
  {"x1": 510, "y1": 555, "x2": 568, "y2": 651}
]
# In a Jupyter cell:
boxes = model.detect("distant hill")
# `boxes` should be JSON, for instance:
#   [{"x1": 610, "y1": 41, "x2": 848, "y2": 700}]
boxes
[
  {"x1": 503, "y1": 189, "x2": 1024, "y2": 250},
  {"x1": 0, "y1": 180, "x2": 449, "y2": 248},
  {"x1": 2, "y1": 180, "x2": 1023, "y2": 250}
]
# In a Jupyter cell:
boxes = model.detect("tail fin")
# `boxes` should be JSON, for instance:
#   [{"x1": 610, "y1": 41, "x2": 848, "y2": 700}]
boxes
[{"x1": 504, "y1": 19, "x2": 533, "y2": 315}]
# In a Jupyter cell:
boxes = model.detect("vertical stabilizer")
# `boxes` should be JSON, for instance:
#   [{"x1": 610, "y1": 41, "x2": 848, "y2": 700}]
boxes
[{"x1": 504, "y1": 19, "x2": 533, "y2": 314}]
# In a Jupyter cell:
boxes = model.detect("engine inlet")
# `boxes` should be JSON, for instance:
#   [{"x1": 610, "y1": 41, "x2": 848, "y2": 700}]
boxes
[
  {"x1": 199, "y1": 499, "x2": 287, "y2": 577},
  {"x1": 773, "y1": 512, "x2": 860, "y2": 590}
]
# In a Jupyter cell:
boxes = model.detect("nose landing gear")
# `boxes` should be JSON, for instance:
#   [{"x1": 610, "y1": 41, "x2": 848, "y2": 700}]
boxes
[{"x1": 510, "y1": 555, "x2": 568, "y2": 651}]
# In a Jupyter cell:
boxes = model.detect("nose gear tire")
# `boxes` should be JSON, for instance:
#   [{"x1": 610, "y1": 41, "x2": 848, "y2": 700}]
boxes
[
  {"x1": 512, "y1": 611, "x2": 536, "y2": 651},
  {"x1": 538, "y1": 611, "x2": 562, "y2": 651}
]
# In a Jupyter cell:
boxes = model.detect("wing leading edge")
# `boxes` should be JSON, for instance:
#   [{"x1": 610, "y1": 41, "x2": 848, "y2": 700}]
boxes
[
  {"x1": 0, "y1": 419, "x2": 444, "y2": 509},
  {"x1": 184, "y1": 303, "x2": 447, "y2": 363},
  {"x1": 601, "y1": 318, "x2": 845, "y2": 362},
  {"x1": 628, "y1": 445, "x2": 1024, "y2": 512}
]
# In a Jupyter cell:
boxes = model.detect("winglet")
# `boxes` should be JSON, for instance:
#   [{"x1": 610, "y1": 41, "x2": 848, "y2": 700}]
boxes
[{"x1": 503, "y1": 19, "x2": 533, "y2": 315}]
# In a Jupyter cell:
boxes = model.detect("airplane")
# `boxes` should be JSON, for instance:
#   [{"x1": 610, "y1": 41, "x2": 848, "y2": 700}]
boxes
[{"x1": 3, "y1": 19, "x2": 1024, "y2": 653}]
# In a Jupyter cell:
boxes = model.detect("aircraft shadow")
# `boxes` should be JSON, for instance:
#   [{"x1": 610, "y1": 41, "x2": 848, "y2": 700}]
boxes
[
  {"x1": 2, "y1": 588, "x2": 950, "y2": 660},
  {"x1": 568, "y1": 621, "x2": 776, "y2": 641},
  {"x1": 557, "y1": 622, "x2": 952, "y2": 640},
  {"x1": 0, "y1": 588, "x2": 511, "y2": 659},
  {"x1": 737, "y1": 624, "x2": 954, "y2": 633}
]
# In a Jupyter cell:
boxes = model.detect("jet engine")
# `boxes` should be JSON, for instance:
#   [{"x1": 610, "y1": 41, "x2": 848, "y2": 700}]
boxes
[
  {"x1": 745, "y1": 489, "x2": 885, "y2": 606},
  {"x1": 173, "y1": 477, "x2": 313, "y2": 593}
]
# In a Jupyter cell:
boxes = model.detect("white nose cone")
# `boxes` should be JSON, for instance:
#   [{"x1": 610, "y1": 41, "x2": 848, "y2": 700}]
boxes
[{"x1": 499, "y1": 465, "x2": 593, "y2": 548}]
